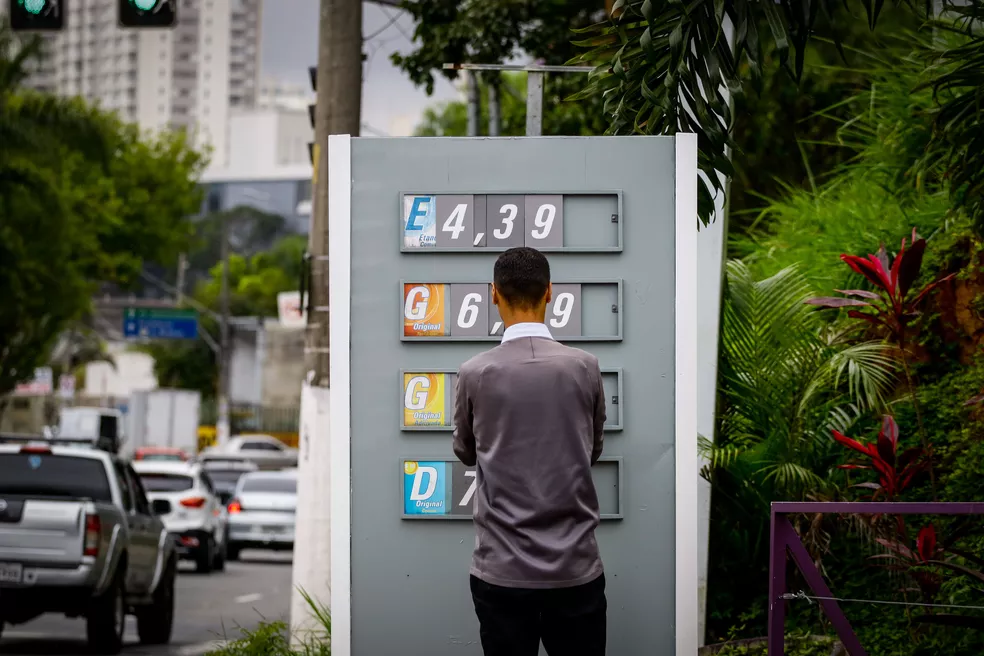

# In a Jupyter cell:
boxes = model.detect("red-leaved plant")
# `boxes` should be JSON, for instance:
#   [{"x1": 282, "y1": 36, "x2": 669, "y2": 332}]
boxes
[
  {"x1": 832, "y1": 415, "x2": 929, "y2": 501},
  {"x1": 870, "y1": 523, "x2": 984, "y2": 629},
  {"x1": 805, "y1": 228, "x2": 955, "y2": 349}
]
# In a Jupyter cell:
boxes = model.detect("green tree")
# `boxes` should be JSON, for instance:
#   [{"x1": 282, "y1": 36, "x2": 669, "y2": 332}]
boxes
[
  {"x1": 414, "y1": 70, "x2": 608, "y2": 137},
  {"x1": 393, "y1": 0, "x2": 610, "y2": 136},
  {"x1": 568, "y1": 1, "x2": 962, "y2": 226},
  {"x1": 138, "y1": 233, "x2": 307, "y2": 396},
  {"x1": 0, "y1": 21, "x2": 207, "y2": 397}
]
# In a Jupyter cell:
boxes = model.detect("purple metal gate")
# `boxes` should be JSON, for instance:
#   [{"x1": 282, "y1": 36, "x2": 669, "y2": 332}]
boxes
[{"x1": 768, "y1": 501, "x2": 984, "y2": 655}]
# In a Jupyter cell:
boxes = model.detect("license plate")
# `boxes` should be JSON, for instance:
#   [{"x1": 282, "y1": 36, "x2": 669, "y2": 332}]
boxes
[
  {"x1": 0, "y1": 562, "x2": 23, "y2": 584},
  {"x1": 262, "y1": 526, "x2": 282, "y2": 534}
]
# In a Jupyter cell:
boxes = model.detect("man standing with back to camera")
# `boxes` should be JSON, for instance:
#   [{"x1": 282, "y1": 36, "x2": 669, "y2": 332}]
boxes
[{"x1": 453, "y1": 246, "x2": 608, "y2": 656}]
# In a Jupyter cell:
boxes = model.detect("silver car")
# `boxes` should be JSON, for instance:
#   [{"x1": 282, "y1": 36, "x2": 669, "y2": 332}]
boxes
[
  {"x1": 225, "y1": 470, "x2": 296, "y2": 561},
  {"x1": 199, "y1": 435, "x2": 298, "y2": 471}
]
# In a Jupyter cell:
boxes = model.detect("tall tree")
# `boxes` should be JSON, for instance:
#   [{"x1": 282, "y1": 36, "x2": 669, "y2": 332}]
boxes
[
  {"x1": 393, "y1": 0, "x2": 610, "y2": 136},
  {"x1": 0, "y1": 20, "x2": 206, "y2": 397}
]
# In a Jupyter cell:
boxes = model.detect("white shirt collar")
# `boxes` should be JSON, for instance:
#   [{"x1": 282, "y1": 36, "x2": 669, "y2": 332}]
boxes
[{"x1": 501, "y1": 322, "x2": 555, "y2": 344}]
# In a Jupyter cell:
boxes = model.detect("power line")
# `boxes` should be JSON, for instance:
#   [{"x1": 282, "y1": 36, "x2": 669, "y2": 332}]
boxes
[
  {"x1": 138, "y1": 270, "x2": 221, "y2": 323},
  {"x1": 782, "y1": 590, "x2": 984, "y2": 612},
  {"x1": 364, "y1": 12, "x2": 401, "y2": 40}
]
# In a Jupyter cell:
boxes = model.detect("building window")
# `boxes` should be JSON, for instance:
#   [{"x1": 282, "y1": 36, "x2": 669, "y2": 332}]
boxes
[{"x1": 207, "y1": 188, "x2": 222, "y2": 213}]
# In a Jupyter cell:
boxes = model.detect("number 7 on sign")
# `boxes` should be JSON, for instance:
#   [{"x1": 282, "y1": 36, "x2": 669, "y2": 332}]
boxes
[{"x1": 459, "y1": 470, "x2": 477, "y2": 507}]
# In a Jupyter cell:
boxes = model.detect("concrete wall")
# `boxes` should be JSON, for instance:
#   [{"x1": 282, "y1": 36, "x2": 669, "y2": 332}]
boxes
[
  {"x1": 84, "y1": 345, "x2": 158, "y2": 398},
  {"x1": 260, "y1": 321, "x2": 305, "y2": 407}
]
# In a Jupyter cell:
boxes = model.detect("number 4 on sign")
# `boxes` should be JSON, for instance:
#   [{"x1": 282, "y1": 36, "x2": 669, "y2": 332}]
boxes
[
  {"x1": 459, "y1": 470, "x2": 477, "y2": 507},
  {"x1": 442, "y1": 204, "x2": 468, "y2": 240}
]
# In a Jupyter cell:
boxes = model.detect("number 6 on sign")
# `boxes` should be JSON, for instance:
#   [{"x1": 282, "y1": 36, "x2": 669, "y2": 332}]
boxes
[
  {"x1": 525, "y1": 195, "x2": 563, "y2": 247},
  {"x1": 449, "y1": 284, "x2": 490, "y2": 337}
]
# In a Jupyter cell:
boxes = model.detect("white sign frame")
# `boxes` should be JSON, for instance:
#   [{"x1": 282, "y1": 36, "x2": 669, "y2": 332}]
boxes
[{"x1": 328, "y1": 133, "x2": 699, "y2": 656}]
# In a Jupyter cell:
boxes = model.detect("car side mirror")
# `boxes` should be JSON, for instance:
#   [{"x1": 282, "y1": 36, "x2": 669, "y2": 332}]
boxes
[{"x1": 151, "y1": 499, "x2": 172, "y2": 515}]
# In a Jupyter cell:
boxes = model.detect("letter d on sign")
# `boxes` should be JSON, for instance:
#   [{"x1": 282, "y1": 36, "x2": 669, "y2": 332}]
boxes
[{"x1": 410, "y1": 467, "x2": 438, "y2": 501}]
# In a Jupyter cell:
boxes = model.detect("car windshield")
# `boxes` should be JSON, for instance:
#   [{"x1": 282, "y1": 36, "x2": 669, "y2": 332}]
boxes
[
  {"x1": 242, "y1": 476, "x2": 296, "y2": 494},
  {"x1": 0, "y1": 453, "x2": 112, "y2": 501},
  {"x1": 207, "y1": 470, "x2": 248, "y2": 491},
  {"x1": 138, "y1": 473, "x2": 194, "y2": 492}
]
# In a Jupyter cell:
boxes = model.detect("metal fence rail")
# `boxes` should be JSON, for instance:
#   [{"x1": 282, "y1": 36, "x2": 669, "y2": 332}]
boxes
[{"x1": 769, "y1": 502, "x2": 984, "y2": 656}]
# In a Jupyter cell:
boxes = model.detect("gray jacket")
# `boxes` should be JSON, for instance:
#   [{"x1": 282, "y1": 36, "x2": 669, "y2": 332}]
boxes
[{"x1": 453, "y1": 336, "x2": 606, "y2": 589}]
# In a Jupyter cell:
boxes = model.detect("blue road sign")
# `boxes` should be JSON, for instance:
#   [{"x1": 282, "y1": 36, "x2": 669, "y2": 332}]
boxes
[{"x1": 123, "y1": 308, "x2": 198, "y2": 340}]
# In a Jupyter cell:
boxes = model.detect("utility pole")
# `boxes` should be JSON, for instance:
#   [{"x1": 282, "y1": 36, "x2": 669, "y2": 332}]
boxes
[
  {"x1": 466, "y1": 71, "x2": 480, "y2": 137},
  {"x1": 488, "y1": 75, "x2": 500, "y2": 136},
  {"x1": 306, "y1": 0, "x2": 363, "y2": 385},
  {"x1": 175, "y1": 253, "x2": 188, "y2": 305},
  {"x1": 291, "y1": 0, "x2": 363, "y2": 643},
  {"x1": 216, "y1": 213, "x2": 231, "y2": 447}
]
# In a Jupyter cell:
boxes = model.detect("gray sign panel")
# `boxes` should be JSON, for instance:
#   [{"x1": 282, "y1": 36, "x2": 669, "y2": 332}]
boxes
[
  {"x1": 402, "y1": 192, "x2": 624, "y2": 252},
  {"x1": 401, "y1": 457, "x2": 623, "y2": 520},
  {"x1": 402, "y1": 281, "x2": 621, "y2": 342},
  {"x1": 332, "y1": 135, "x2": 695, "y2": 656},
  {"x1": 400, "y1": 369, "x2": 623, "y2": 433}
]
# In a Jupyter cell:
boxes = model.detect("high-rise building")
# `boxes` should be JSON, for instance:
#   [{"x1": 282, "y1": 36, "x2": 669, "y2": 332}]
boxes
[{"x1": 5, "y1": 0, "x2": 262, "y2": 165}]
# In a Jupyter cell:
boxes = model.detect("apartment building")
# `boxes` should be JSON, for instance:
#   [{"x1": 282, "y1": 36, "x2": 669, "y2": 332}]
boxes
[{"x1": 8, "y1": 0, "x2": 262, "y2": 165}]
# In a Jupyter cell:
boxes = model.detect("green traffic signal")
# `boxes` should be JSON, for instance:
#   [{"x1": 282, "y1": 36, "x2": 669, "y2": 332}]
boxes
[
  {"x1": 118, "y1": 0, "x2": 177, "y2": 28},
  {"x1": 21, "y1": 0, "x2": 45, "y2": 15},
  {"x1": 10, "y1": 0, "x2": 63, "y2": 31}
]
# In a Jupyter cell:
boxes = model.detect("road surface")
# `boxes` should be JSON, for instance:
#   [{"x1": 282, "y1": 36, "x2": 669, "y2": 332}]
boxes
[{"x1": 0, "y1": 550, "x2": 293, "y2": 656}]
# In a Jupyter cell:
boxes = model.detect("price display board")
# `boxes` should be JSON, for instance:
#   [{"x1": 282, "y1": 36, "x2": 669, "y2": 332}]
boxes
[
  {"x1": 326, "y1": 134, "x2": 698, "y2": 656},
  {"x1": 401, "y1": 281, "x2": 622, "y2": 341},
  {"x1": 401, "y1": 457, "x2": 623, "y2": 520},
  {"x1": 399, "y1": 369, "x2": 624, "y2": 432},
  {"x1": 401, "y1": 192, "x2": 622, "y2": 252}
]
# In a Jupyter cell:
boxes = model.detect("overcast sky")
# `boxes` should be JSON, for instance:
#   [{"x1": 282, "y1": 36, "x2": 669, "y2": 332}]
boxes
[{"x1": 260, "y1": 0, "x2": 462, "y2": 136}]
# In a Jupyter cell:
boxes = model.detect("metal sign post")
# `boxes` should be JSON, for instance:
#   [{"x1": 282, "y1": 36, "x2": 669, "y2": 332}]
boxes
[{"x1": 442, "y1": 63, "x2": 594, "y2": 136}]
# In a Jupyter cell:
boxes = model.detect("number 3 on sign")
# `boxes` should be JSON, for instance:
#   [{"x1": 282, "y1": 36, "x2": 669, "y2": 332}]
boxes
[{"x1": 524, "y1": 195, "x2": 563, "y2": 247}]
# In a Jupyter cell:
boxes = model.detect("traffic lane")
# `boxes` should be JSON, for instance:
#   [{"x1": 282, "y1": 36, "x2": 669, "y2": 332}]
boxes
[{"x1": 0, "y1": 550, "x2": 293, "y2": 656}]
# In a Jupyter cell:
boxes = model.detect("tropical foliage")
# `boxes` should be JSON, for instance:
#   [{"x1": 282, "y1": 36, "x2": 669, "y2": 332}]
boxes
[{"x1": 567, "y1": 1, "x2": 982, "y2": 227}]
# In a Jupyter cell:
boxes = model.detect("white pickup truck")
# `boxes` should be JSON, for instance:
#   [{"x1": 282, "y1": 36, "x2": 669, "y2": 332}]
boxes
[{"x1": 0, "y1": 438, "x2": 178, "y2": 653}]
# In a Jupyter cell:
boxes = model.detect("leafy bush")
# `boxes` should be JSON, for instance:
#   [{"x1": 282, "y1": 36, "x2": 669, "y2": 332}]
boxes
[{"x1": 206, "y1": 589, "x2": 330, "y2": 656}]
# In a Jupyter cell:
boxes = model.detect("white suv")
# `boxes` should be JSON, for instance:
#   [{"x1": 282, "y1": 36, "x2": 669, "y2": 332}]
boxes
[{"x1": 132, "y1": 461, "x2": 227, "y2": 573}]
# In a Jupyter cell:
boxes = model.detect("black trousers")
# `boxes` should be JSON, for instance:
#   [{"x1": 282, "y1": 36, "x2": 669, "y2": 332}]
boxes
[{"x1": 470, "y1": 573, "x2": 607, "y2": 656}]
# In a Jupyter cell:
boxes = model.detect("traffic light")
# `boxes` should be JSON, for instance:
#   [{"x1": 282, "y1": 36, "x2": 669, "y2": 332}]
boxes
[
  {"x1": 9, "y1": 0, "x2": 64, "y2": 32},
  {"x1": 118, "y1": 0, "x2": 176, "y2": 28}
]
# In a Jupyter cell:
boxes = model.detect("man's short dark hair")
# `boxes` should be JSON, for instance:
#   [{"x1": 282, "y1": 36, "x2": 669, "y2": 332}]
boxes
[{"x1": 493, "y1": 247, "x2": 551, "y2": 309}]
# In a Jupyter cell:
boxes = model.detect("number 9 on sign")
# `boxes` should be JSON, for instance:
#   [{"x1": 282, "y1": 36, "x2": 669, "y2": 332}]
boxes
[
  {"x1": 547, "y1": 284, "x2": 581, "y2": 337},
  {"x1": 525, "y1": 195, "x2": 563, "y2": 247}
]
